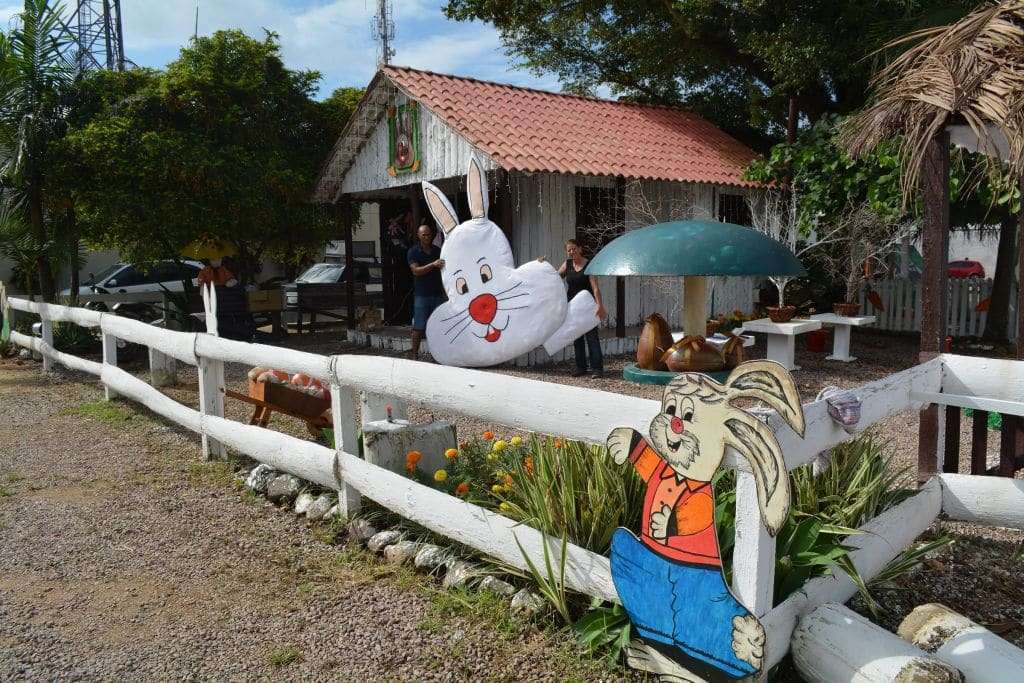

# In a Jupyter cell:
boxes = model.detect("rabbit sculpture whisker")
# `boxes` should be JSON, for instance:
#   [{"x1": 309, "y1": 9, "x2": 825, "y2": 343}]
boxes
[{"x1": 421, "y1": 157, "x2": 600, "y2": 367}]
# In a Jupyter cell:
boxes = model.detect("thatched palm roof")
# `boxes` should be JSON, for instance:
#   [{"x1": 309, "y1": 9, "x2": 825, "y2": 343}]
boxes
[{"x1": 844, "y1": 1, "x2": 1024, "y2": 197}]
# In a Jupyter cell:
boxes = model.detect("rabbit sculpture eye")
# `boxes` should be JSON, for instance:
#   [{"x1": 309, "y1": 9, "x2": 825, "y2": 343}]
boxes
[{"x1": 420, "y1": 158, "x2": 600, "y2": 367}]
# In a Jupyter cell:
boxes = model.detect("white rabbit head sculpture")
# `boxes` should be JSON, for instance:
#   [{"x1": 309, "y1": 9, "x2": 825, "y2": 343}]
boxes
[{"x1": 421, "y1": 158, "x2": 571, "y2": 367}]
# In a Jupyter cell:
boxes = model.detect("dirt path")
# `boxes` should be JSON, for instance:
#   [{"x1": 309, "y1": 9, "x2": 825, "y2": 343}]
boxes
[{"x1": 0, "y1": 360, "x2": 623, "y2": 682}]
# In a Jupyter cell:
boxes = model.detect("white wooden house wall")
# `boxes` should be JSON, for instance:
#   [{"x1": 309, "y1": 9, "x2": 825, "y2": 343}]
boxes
[{"x1": 340, "y1": 101, "x2": 498, "y2": 196}]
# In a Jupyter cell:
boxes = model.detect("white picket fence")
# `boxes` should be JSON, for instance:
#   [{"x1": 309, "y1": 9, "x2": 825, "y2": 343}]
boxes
[
  {"x1": 6, "y1": 294, "x2": 1024, "y2": 674},
  {"x1": 859, "y1": 277, "x2": 1018, "y2": 339}
]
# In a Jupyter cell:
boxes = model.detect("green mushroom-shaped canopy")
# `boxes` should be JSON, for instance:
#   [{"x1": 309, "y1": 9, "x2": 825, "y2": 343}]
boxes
[{"x1": 585, "y1": 219, "x2": 806, "y2": 277}]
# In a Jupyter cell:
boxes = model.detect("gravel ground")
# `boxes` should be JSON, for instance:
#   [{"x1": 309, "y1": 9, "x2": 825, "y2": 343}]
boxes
[{"x1": 0, "y1": 359, "x2": 628, "y2": 682}]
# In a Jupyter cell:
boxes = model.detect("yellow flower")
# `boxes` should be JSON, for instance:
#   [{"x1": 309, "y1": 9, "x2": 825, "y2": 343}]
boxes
[
  {"x1": 499, "y1": 502, "x2": 512, "y2": 513},
  {"x1": 510, "y1": 436, "x2": 522, "y2": 446},
  {"x1": 491, "y1": 484, "x2": 504, "y2": 495},
  {"x1": 445, "y1": 448, "x2": 458, "y2": 460},
  {"x1": 492, "y1": 439, "x2": 507, "y2": 453},
  {"x1": 434, "y1": 469, "x2": 448, "y2": 482},
  {"x1": 486, "y1": 453, "x2": 498, "y2": 462}
]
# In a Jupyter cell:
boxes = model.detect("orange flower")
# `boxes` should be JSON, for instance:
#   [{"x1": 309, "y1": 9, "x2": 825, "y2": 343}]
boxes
[
  {"x1": 482, "y1": 430, "x2": 495, "y2": 441},
  {"x1": 455, "y1": 482, "x2": 470, "y2": 497},
  {"x1": 445, "y1": 448, "x2": 458, "y2": 460},
  {"x1": 553, "y1": 438, "x2": 563, "y2": 449},
  {"x1": 503, "y1": 474, "x2": 514, "y2": 487},
  {"x1": 405, "y1": 450, "x2": 422, "y2": 472},
  {"x1": 524, "y1": 456, "x2": 534, "y2": 474}
]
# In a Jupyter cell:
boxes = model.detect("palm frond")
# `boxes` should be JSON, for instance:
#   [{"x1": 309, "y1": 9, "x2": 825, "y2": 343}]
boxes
[{"x1": 843, "y1": 1, "x2": 1024, "y2": 202}]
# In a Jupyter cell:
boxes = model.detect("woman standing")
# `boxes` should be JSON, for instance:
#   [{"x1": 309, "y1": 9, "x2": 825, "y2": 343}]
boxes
[{"x1": 559, "y1": 239, "x2": 607, "y2": 377}]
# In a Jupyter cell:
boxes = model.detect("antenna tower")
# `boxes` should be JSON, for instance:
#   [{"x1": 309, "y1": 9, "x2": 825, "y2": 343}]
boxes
[
  {"x1": 371, "y1": 0, "x2": 395, "y2": 66},
  {"x1": 53, "y1": 0, "x2": 127, "y2": 71}
]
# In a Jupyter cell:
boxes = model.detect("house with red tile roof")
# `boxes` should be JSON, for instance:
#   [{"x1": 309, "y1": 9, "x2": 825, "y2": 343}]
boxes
[{"x1": 315, "y1": 66, "x2": 761, "y2": 336}]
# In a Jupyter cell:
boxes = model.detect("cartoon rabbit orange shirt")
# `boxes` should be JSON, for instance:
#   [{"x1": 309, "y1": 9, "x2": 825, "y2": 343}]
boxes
[
  {"x1": 606, "y1": 360, "x2": 805, "y2": 681},
  {"x1": 420, "y1": 158, "x2": 600, "y2": 367}
]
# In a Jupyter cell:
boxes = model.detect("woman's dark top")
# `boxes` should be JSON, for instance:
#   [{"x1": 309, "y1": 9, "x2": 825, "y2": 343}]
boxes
[{"x1": 564, "y1": 258, "x2": 593, "y2": 300}]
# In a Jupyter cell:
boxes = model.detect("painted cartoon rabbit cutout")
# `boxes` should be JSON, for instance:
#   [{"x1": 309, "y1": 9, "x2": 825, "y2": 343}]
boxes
[
  {"x1": 606, "y1": 360, "x2": 805, "y2": 681},
  {"x1": 421, "y1": 158, "x2": 599, "y2": 367}
]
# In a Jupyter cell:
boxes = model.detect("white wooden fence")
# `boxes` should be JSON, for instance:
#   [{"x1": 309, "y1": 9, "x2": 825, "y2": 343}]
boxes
[
  {"x1": 859, "y1": 277, "x2": 1018, "y2": 339},
  {"x1": 7, "y1": 294, "x2": 1024, "y2": 673}
]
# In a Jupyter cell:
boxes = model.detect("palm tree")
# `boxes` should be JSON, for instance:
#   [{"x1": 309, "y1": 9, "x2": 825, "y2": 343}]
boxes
[{"x1": 0, "y1": 0, "x2": 75, "y2": 302}]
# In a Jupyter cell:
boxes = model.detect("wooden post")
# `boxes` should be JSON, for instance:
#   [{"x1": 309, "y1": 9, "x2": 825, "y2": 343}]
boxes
[
  {"x1": 342, "y1": 203, "x2": 356, "y2": 331},
  {"x1": 942, "y1": 405, "x2": 961, "y2": 473},
  {"x1": 330, "y1": 384, "x2": 362, "y2": 517},
  {"x1": 999, "y1": 414, "x2": 1019, "y2": 477},
  {"x1": 917, "y1": 130, "x2": 950, "y2": 484},
  {"x1": 40, "y1": 317, "x2": 53, "y2": 372},
  {"x1": 148, "y1": 347, "x2": 177, "y2": 387},
  {"x1": 101, "y1": 332, "x2": 118, "y2": 400},
  {"x1": 198, "y1": 355, "x2": 226, "y2": 459},
  {"x1": 1018, "y1": 176, "x2": 1024, "y2": 358},
  {"x1": 971, "y1": 409, "x2": 989, "y2": 474}
]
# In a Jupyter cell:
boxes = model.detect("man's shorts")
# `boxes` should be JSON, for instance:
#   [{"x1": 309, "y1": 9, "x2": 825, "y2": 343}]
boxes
[{"x1": 413, "y1": 295, "x2": 445, "y2": 331}]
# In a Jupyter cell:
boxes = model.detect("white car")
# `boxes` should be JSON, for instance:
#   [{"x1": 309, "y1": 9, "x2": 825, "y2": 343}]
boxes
[{"x1": 62, "y1": 260, "x2": 204, "y2": 296}]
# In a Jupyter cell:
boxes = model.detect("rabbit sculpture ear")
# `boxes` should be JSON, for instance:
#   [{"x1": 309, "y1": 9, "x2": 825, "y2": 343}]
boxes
[
  {"x1": 466, "y1": 157, "x2": 489, "y2": 219},
  {"x1": 421, "y1": 180, "x2": 459, "y2": 235}
]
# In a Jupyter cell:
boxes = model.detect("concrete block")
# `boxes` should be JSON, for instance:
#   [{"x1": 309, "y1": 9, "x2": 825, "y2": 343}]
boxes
[{"x1": 362, "y1": 419, "x2": 457, "y2": 477}]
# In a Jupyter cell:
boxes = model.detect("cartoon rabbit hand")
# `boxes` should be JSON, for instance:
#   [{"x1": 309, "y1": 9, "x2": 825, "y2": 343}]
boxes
[
  {"x1": 650, "y1": 504, "x2": 673, "y2": 542},
  {"x1": 606, "y1": 427, "x2": 638, "y2": 465}
]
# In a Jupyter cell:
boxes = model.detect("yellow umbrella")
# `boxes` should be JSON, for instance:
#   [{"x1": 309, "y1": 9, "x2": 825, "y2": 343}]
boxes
[{"x1": 181, "y1": 237, "x2": 237, "y2": 261}]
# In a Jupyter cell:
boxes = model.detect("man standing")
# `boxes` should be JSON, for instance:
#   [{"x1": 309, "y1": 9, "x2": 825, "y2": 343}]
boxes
[{"x1": 407, "y1": 223, "x2": 445, "y2": 358}]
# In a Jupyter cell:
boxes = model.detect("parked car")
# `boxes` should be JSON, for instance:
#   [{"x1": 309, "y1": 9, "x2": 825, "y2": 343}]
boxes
[
  {"x1": 282, "y1": 261, "x2": 383, "y2": 310},
  {"x1": 948, "y1": 259, "x2": 985, "y2": 279},
  {"x1": 62, "y1": 260, "x2": 203, "y2": 296}
]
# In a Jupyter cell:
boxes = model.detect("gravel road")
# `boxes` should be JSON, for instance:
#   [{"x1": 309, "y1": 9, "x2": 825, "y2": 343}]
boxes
[{"x1": 0, "y1": 359, "x2": 626, "y2": 682}]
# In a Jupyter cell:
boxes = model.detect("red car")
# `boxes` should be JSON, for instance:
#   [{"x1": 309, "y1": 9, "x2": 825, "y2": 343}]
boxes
[{"x1": 948, "y1": 259, "x2": 985, "y2": 279}]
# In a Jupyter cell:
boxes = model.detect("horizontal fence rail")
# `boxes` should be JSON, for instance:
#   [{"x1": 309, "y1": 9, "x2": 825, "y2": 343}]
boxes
[{"x1": 10, "y1": 295, "x2": 1018, "y2": 669}]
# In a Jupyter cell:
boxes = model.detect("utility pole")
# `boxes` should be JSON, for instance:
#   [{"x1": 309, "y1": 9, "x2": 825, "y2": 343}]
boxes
[{"x1": 372, "y1": 0, "x2": 395, "y2": 66}]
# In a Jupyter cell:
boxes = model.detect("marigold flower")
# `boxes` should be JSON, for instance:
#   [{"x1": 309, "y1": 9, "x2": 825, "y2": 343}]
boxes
[
  {"x1": 455, "y1": 482, "x2": 470, "y2": 497},
  {"x1": 524, "y1": 456, "x2": 534, "y2": 474},
  {"x1": 486, "y1": 453, "x2": 498, "y2": 463},
  {"x1": 482, "y1": 430, "x2": 495, "y2": 441},
  {"x1": 510, "y1": 436, "x2": 522, "y2": 446},
  {"x1": 445, "y1": 448, "x2": 458, "y2": 460},
  {"x1": 499, "y1": 502, "x2": 512, "y2": 513},
  {"x1": 503, "y1": 474, "x2": 514, "y2": 488},
  {"x1": 491, "y1": 484, "x2": 504, "y2": 495},
  {"x1": 405, "y1": 450, "x2": 422, "y2": 472},
  {"x1": 434, "y1": 469, "x2": 448, "y2": 482},
  {"x1": 553, "y1": 438, "x2": 564, "y2": 449},
  {"x1": 492, "y1": 439, "x2": 507, "y2": 453}
]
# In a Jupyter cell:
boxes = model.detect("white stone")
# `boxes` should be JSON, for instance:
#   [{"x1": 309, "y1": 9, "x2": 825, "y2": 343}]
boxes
[
  {"x1": 361, "y1": 419, "x2": 457, "y2": 478},
  {"x1": 18, "y1": 348, "x2": 31, "y2": 360},
  {"x1": 321, "y1": 504, "x2": 339, "y2": 521},
  {"x1": 442, "y1": 560, "x2": 479, "y2": 590},
  {"x1": 293, "y1": 492, "x2": 315, "y2": 515},
  {"x1": 367, "y1": 529, "x2": 402, "y2": 553},
  {"x1": 384, "y1": 540, "x2": 421, "y2": 565},
  {"x1": 346, "y1": 518, "x2": 378, "y2": 544},
  {"x1": 245, "y1": 464, "x2": 277, "y2": 494},
  {"x1": 413, "y1": 544, "x2": 448, "y2": 571},
  {"x1": 266, "y1": 474, "x2": 301, "y2": 503},
  {"x1": 510, "y1": 588, "x2": 546, "y2": 617},
  {"x1": 479, "y1": 575, "x2": 516, "y2": 597},
  {"x1": 305, "y1": 494, "x2": 334, "y2": 521}
]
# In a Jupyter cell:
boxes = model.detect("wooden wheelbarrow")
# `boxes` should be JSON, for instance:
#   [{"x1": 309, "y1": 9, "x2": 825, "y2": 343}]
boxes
[{"x1": 223, "y1": 378, "x2": 331, "y2": 436}]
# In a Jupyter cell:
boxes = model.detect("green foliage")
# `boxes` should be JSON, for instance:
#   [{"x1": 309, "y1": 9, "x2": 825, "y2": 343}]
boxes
[
  {"x1": 964, "y1": 407, "x2": 1003, "y2": 431},
  {"x1": 573, "y1": 601, "x2": 631, "y2": 663},
  {"x1": 51, "y1": 320, "x2": 96, "y2": 353},
  {"x1": 443, "y1": 0, "x2": 973, "y2": 145},
  {"x1": 60, "y1": 399, "x2": 135, "y2": 423},
  {"x1": 59, "y1": 30, "x2": 360, "y2": 283},
  {"x1": 514, "y1": 531, "x2": 572, "y2": 624}
]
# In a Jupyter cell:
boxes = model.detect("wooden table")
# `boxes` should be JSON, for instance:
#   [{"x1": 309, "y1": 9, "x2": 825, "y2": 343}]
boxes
[
  {"x1": 739, "y1": 318, "x2": 822, "y2": 371},
  {"x1": 810, "y1": 313, "x2": 877, "y2": 362}
]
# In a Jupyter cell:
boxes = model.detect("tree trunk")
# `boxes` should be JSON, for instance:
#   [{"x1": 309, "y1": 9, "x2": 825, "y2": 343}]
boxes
[
  {"x1": 787, "y1": 96, "x2": 798, "y2": 144},
  {"x1": 29, "y1": 184, "x2": 56, "y2": 302},
  {"x1": 983, "y1": 213, "x2": 1016, "y2": 342},
  {"x1": 67, "y1": 205, "x2": 80, "y2": 306}
]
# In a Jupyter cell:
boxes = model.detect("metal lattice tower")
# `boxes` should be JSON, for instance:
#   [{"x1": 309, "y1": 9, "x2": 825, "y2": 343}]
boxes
[
  {"x1": 371, "y1": 0, "x2": 395, "y2": 66},
  {"x1": 53, "y1": 0, "x2": 127, "y2": 72}
]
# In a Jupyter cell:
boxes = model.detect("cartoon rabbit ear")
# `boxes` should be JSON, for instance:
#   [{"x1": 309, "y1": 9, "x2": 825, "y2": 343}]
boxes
[
  {"x1": 724, "y1": 411, "x2": 791, "y2": 536},
  {"x1": 421, "y1": 180, "x2": 459, "y2": 235},
  {"x1": 466, "y1": 157, "x2": 488, "y2": 219},
  {"x1": 725, "y1": 360, "x2": 805, "y2": 437}
]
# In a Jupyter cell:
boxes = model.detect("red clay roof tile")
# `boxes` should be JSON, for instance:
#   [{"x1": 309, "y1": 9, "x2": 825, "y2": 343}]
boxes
[{"x1": 381, "y1": 66, "x2": 758, "y2": 188}]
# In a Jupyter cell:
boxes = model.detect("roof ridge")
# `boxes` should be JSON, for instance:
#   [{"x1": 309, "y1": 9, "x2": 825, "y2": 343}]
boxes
[{"x1": 380, "y1": 64, "x2": 698, "y2": 115}]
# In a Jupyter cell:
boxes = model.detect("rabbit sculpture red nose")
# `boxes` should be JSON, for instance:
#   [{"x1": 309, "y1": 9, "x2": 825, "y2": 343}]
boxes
[
  {"x1": 670, "y1": 416, "x2": 684, "y2": 434},
  {"x1": 469, "y1": 293, "x2": 498, "y2": 325}
]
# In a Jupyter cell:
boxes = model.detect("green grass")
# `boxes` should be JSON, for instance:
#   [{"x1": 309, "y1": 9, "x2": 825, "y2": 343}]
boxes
[
  {"x1": 267, "y1": 645, "x2": 303, "y2": 667},
  {"x1": 60, "y1": 399, "x2": 135, "y2": 423}
]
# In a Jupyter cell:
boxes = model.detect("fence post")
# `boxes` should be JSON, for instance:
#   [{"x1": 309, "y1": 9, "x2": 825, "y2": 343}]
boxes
[
  {"x1": 101, "y1": 331, "x2": 118, "y2": 400},
  {"x1": 330, "y1": 383, "x2": 362, "y2": 517},
  {"x1": 148, "y1": 348, "x2": 177, "y2": 387},
  {"x1": 732, "y1": 469, "x2": 775, "y2": 619},
  {"x1": 198, "y1": 355, "x2": 226, "y2": 459},
  {"x1": 40, "y1": 317, "x2": 53, "y2": 372}
]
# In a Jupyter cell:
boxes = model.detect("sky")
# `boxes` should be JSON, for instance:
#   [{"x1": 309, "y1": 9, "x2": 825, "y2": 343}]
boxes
[{"x1": 27, "y1": 0, "x2": 564, "y2": 99}]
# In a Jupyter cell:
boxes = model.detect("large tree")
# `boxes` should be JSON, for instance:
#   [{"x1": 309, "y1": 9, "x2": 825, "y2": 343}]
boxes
[
  {"x1": 61, "y1": 30, "x2": 349, "y2": 285},
  {"x1": 444, "y1": 0, "x2": 974, "y2": 146}
]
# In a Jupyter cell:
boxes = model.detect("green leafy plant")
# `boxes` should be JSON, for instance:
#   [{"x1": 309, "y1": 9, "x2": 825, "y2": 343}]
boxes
[
  {"x1": 513, "y1": 531, "x2": 571, "y2": 625},
  {"x1": 573, "y1": 601, "x2": 632, "y2": 663}
]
